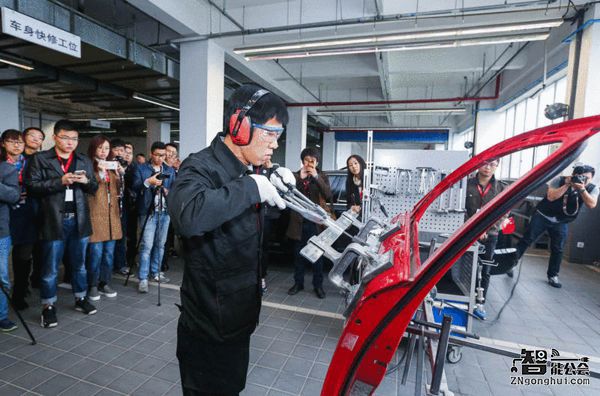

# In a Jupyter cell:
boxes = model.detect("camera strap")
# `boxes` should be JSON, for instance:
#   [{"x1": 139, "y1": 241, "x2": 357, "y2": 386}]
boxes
[{"x1": 562, "y1": 190, "x2": 579, "y2": 216}]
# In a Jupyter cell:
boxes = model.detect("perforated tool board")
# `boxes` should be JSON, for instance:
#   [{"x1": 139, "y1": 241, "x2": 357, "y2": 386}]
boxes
[{"x1": 370, "y1": 149, "x2": 470, "y2": 234}]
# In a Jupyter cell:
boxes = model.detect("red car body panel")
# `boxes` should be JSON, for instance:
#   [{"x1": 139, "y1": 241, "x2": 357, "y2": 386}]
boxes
[{"x1": 322, "y1": 115, "x2": 600, "y2": 395}]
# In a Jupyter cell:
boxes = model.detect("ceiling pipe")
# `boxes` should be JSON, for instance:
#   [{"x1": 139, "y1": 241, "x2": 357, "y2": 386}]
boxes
[
  {"x1": 204, "y1": 0, "x2": 244, "y2": 31},
  {"x1": 173, "y1": 1, "x2": 565, "y2": 42},
  {"x1": 287, "y1": 74, "x2": 501, "y2": 108}
]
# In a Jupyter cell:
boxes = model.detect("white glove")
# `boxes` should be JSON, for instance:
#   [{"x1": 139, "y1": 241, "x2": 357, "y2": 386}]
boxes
[
  {"x1": 270, "y1": 167, "x2": 295, "y2": 193},
  {"x1": 249, "y1": 174, "x2": 286, "y2": 209}
]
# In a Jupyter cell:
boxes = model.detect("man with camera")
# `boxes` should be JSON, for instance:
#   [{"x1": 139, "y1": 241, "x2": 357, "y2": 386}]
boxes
[
  {"x1": 168, "y1": 85, "x2": 289, "y2": 395},
  {"x1": 132, "y1": 141, "x2": 175, "y2": 293},
  {"x1": 516, "y1": 165, "x2": 598, "y2": 288},
  {"x1": 24, "y1": 120, "x2": 99, "y2": 328}
]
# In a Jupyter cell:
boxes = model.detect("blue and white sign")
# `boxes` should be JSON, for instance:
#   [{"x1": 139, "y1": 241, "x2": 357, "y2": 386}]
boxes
[{"x1": 1, "y1": 7, "x2": 81, "y2": 58}]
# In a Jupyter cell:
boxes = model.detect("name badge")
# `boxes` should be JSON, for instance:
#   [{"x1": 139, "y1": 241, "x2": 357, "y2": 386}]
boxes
[{"x1": 65, "y1": 188, "x2": 74, "y2": 202}]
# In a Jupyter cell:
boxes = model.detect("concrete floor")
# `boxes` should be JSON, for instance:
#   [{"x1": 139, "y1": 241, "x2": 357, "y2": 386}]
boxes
[{"x1": 0, "y1": 251, "x2": 599, "y2": 395}]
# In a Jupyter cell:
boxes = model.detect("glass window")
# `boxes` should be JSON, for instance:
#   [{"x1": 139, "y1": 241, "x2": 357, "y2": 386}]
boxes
[{"x1": 538, "y1": 82, "x2": 556, "y2": 128}]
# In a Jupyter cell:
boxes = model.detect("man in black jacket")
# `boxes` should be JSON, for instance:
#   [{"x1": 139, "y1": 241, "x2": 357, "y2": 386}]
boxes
[
  {"x1": 516, "y1": 164, "x2": 598, "y2": 288},
  {"x1": 464, "y1": 158, "x2": 505, "y2": 320},
  {"x1": 25, "y1": 120, "x2": 99, "y2": 328},
  {"x1": 168, "y1": 85, "x2": 289, "y2": 395}
]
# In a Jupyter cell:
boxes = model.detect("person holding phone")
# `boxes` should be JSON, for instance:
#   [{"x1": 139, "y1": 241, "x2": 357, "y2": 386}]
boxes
[
  {"x1": 287, "y1": 147, "x2": 333, "y2": 299},
  {"x1": 132, "y1": 141, "x2": 176, "y2": 293},
  {"x1": 85, "y1": 135, "x2": 123, "y2": 301},
  {"x1": 24, "y1": 120, "x2": 99, "y2": 328}
]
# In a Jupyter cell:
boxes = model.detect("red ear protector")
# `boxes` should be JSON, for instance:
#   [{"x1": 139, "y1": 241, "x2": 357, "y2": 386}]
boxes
[{"x1": 229, "y1": 89, "x2": 271, "y2": 146}]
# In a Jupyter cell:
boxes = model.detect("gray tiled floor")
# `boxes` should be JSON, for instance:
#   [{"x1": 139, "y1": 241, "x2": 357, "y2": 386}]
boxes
[{"x1": 1, "y1": 251, "x2": 599, "y2": 395}]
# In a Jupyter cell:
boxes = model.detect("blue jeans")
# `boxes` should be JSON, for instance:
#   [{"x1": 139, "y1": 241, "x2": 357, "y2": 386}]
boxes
[
  {"x1": 40, "y1": 217, "x2": 89, "y2": 305},
  {"x1": 516, "y1": 211, "x2": 568, "y2": 278},
  {"x1": 293, "y1": 221, "x2": 324, "y2": 289},
  {"x1": 87, "y1": 240, "x2": 116, "y2": 287},
  {"x1": 138, "y1": 212, "x2": 170, "y2": 281},
  {"x1": 0, "y1": 236, "x2": 11, "y2": 320}
]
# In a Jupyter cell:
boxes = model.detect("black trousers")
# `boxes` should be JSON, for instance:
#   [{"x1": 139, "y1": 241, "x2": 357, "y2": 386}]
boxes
[
  {"x1": 11, "y1": 243, "x2": 34, "y2": 301},
  {"x1": 177, "y1": 323, "x2": 249, "y2": 395},
  {"x1": 126, "y1": 207, "x2": 138, "y2": 268},
  {"x1": 479, "y1": 234, "x2": 498, "y2": 301}
]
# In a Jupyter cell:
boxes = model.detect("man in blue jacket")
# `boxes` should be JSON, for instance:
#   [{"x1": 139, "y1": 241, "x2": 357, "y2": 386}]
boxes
[{"x1": 132, "y1": 141, "x2": 176, "y2": 293}]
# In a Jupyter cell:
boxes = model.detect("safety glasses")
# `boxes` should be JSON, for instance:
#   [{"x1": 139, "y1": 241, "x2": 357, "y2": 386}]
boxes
[{"x1": 252, "y1": 123, "x2": 284, "y2": 142}]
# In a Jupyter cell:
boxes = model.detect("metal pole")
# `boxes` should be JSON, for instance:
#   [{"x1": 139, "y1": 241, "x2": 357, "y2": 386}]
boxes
[
  {"x1": 362, "y1": 130, "x2": 374, "y2": 221},
  {"x1": 430, "y1": 315, "x2": 453, "y2": 395}
]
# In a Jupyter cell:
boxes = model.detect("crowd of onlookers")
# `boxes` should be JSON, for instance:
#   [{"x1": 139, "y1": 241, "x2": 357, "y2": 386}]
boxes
[
  {"x1": 0, "y1": 118, "x2": 374, "y2": 333},
  {"x1": 0, "y1": 120, "x2": 181, "y2": 331}
]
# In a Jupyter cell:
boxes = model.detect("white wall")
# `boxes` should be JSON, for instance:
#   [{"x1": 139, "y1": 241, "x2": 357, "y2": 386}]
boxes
[{"x1": 0, "y1": 87, "x2": 20, "y2": 133}]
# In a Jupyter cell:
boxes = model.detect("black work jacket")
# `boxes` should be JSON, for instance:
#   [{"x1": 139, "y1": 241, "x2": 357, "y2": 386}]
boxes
[
  {"x1": 24, "y1": 148, "x2": 98, "y2": 241},
  {"x1": 465, "y1": 174, "x2": 505, "y2": 235},
  {"x1": 167, "y1": 133, "x2": 263, "y2": 343}
]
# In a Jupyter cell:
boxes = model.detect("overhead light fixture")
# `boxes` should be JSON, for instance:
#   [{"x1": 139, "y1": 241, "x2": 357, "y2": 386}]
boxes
[
  {"x1": 234, "y1": 19, "x2": 562, "y2": 56},
  {"x1": 132, "y1": 92, "x2": 180, "y2": 112},
  {"x1": 316, "y1": 107, "x2": 466, "y2": 114},
  {"x1": 71, "y1": 116, "x2": 145, "y2": 121},
  {"x1": 0, "y1": 53, "x2": 34, "y2": 71},
  {"x1": 79, "y1": 129, "x2": 117, "y2": 134},
  {"x1": 242, "y1": 32, "x2": 549, "y2": 60},
  {"x1": 98, "y1": 116, "x2": 145, "y2": 121}
]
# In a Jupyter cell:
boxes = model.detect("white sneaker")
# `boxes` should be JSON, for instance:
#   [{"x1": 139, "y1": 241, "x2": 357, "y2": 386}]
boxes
[
  {"x1": 151, "y1": 272, "x2": 170, "y2": 283},
  {"x1": 138, "y1": 279, "x2": 149, "y2": 293}
]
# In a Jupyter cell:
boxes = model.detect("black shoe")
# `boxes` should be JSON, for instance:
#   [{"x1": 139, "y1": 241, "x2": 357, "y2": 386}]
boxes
[
  {"x1": 41, "y1": 305, "x2": 58, "y2": 328},
  {"x1": 506, "y1": 269, "x2": 514, "y2": 278},
  {"x1": 548, "y1": 276, "x2": 562, "y2": 288},
  {"x1": 75, "y1": 297, "x2": 97, "y2": 315},
  {"x1": 314, "y1": 287, "x2": 326, "y2": 299},
  {"x1": 288, "y1": 284, "x2": 304, "y2": 295}
]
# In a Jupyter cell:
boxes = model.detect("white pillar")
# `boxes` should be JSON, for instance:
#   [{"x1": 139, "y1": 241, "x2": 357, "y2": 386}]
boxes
[
  {"x1": 285, "y1": 107, "x2": 307, "y2": 170},
  {"x1": 0, "y1": 88, "x2": 20, "y2": 132},
  {"x1": 179, "y1": 39, "x2": 224, "y2": 160},
  {"x1": 567, "y1": 4, "x2": 600, "y2": 172},
  {"x1": 564, "y1": 4, "x2": 600, "y2": 264},
  {"x1": 322, "y1": 132, "x2": 336, "y2": 171},
  {"x1": 146, "y1": 119, "x2": 170, "y2": 155}
]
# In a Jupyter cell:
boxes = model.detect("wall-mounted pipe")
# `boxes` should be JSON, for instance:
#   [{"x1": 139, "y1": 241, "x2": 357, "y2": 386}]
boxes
[{"x1": 287, "y1": 74, "x2": 501, "y2": 107}]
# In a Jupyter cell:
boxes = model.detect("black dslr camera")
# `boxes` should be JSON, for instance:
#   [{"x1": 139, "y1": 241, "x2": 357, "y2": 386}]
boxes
[
  {"x1": 155, "y1": 172, "x2": 170, "y2": 181},
  {"x1": 571, "y1": 174, "x2": 588, "y2": 185},
  {"x1": 113, "y1": 156, "x2": 128, "y2": 167}
]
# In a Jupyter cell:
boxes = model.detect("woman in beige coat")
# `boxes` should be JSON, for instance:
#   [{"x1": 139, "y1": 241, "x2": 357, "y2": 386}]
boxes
[{"x1": 86, "y1": 135, "x2": 123, "y2": 301}]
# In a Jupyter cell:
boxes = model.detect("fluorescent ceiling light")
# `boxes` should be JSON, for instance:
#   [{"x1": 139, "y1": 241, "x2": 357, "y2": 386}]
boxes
[
  {"x1": 98, "y1": 116, "x2": 145, "y2": 121},
  {"x1": 242, "y1": 32, "x2": 549, "y2": 60},
  {"x1": 317, "y1": 107, "x2": 466, "y2": 114},
  {"x1": 71, "y1": 116, "x2": 145, "y2": 121},
  {"x1": 234, "y1": 19, "x2": 562, "y2": 55},
  {"x1": 132, "y1": 93, "x2": 180, "y2": 112},
  {"x1": 80, "y1": 129, "x2": 117, "y2": 134},
  {"x1": 0, "y1": 54, "x2": 34, "y2": 71}
]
